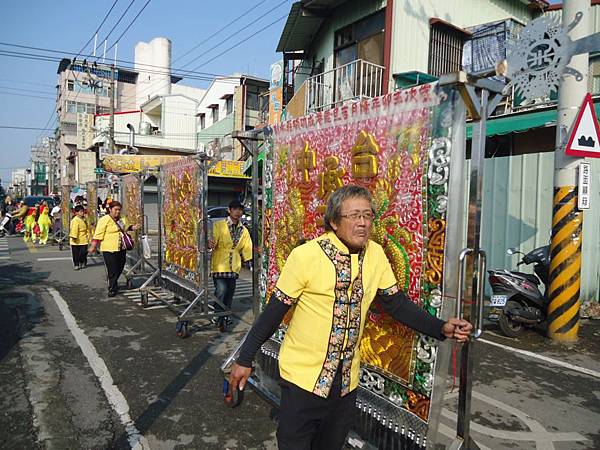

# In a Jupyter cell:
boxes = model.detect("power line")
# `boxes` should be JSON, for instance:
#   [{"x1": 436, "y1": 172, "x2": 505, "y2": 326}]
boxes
[
  {"x1": 97, "y1": 0, "x2": 137, "y2": 53},
  {"x1": 106, "y1": 0, "x2": 152, "y2": 53},
  {"x1": 0, "y1": 125, "x2": 56, "y2": 131},
  {"x1": 178, "y1": 0, "x2": 288, "y2": 72},
  {"x1": 76, "y1": 0, "x2": 121, "y2": 57},
  {"x1": 0, "y1": 85, "x2": 56, "y2": 96},
  {"x1": 0, "y1": 90, "x2": 55, "y2": 101},
  {"x1": 191, "y1": 14, "x2": 287, "y2": 71},
  {"x1": 173, "y1": 0, "x2": 268, "y2": 65},
  {"x1": 0, "y1": 44, "x2": 238, "y2": 81}
]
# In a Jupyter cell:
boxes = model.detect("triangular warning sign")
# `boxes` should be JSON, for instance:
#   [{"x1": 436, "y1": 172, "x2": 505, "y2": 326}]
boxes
[{"x1": 565, "y1": 93, "x2": 600, "y2": 158}]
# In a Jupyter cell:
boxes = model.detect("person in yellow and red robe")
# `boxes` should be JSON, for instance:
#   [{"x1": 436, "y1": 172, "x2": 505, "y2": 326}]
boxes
[
  {"x1": 37, "y1": 205, "x2": 53, "y2": 245},
  {"x1": 23, "y1": 207, "x2": 37, "y2": 243}
]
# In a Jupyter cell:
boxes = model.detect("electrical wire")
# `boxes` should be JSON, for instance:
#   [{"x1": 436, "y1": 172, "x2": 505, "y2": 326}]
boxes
[
  {"x1": 75, "y1": 0, "x2": 121, "y2": 57},
  {"x1": 173, "y1": 0, "x2": 268, "y2": 65},
  {"x1": 97, "y1": 0, "x2": 137, "y2": 52},
  {"x1": 106, "y1": 0, "x2": 152, "y2": 53},
  {"x1": 0, "y1": 90, "x2": 55, "y2": 101},
  {"x1": 0, "y1": 125, "x2": 57, "y2": 131}
]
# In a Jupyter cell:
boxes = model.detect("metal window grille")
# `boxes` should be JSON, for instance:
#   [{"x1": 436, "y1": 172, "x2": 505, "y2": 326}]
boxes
[{"x1": 428, "y1": 22, "x2": 465, "y2": 77}]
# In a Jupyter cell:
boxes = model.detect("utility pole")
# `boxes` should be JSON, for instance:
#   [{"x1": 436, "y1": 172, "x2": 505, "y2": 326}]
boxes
[
  {"x1": 109, "y1": 64, "x2": 116, "y2": 154},
  {"x1": 548, "y1": 0, "x2": 590, "y2": 342}
]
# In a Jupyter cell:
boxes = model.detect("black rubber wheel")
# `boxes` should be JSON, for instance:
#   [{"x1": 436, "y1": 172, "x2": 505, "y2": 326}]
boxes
[
  {"x1": 498, "y1": 300, "x2": 526, "y2": 338},
  {"x1": 140, "y1": 292, "x2": 149, "y2": 307},
  {"x1": 176, "y1": 321, "x2": 188, "y2": 338},
  {"x1": 58, "y1": 241, "x2": 64, "y2": 251},
  {"x1": 218, "y1": 316, "x2": 228, "y2": 333}
]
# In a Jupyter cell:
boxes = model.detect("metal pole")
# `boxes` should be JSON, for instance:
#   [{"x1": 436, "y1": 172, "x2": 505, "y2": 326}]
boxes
[
  {"x1": 251, "y1": 139, "x2": 259, "y2": 320},
  {"x1": 109, "y1": 65, "x2": 116, "y2": 154},
  {"x1": 548, "y1": 0, "x2": 590, "y2": 342}
]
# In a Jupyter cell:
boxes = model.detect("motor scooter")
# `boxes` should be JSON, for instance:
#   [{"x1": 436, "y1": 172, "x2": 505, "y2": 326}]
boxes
[{"x1": 487, "y1": 245, "x2": 550, "y2": 337}]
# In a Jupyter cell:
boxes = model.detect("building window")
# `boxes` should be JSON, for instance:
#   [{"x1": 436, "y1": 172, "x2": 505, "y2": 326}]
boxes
[
  {"x1": 333, "y1": 11, "x2": 385, "y2": 68},
  {"x1": 65, "y1": 100, "x2": 104, "y2": 114},
  {"x1": 226, "y1": 96, "x2": 233, "y2": 114},
  {"x1": 199, "y1": 115, "x2": 205, "y2": 129},
  {"x1": 66, "y1": 79, "x2": 109, "y2": 97},
  {"x1": 428, "y1": 19, "x2": 467, "y2": 77},
  {"x1": 211, "y1": 106, "x2": 219, "y2": 123}
]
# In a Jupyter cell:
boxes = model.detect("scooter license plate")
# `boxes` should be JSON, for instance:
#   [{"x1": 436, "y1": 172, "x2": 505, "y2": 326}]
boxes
[{"x1": 490, "y1": 295, "x2": 507, "y2": 307}]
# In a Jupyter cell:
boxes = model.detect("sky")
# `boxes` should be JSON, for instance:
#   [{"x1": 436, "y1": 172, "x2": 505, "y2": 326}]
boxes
[{"x1": 0, "y1": 0, "x2": 290, "y2": 188}]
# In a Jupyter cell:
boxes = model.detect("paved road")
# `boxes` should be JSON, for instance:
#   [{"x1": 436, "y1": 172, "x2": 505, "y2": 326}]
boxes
[{"x1": 1, "y1": 234, "x2": 599, "y2": 449}]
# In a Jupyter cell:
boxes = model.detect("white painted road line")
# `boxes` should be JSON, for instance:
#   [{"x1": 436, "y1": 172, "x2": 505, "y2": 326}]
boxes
[
  {"x1": 37, "y1": 257, "x2": 73, "y2": 262},
  {"x1": 47, "y1": 288, "x2": 150, "y2": 450},
  {"x1": 0, "y1": 256, "x2": 10, "y2": 260},
  {"x1": 479, "y1": 337, "x2": 600, "y2": 379}
]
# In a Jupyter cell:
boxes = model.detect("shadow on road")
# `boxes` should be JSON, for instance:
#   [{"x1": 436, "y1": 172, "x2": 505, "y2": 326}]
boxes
[{"x1": 113, "y1": 345, "x2": 213, "y2": 447}]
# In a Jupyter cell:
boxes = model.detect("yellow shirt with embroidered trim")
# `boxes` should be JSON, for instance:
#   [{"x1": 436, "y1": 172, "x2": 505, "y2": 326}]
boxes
[
  {"x1": 69, "y1": 216, "x2": 89, "y2": 245},
  {"x1": 92, "y1": 215, "x2": 129, "y2": 252},
  {"x1": 210, "y1": 218, "x2": 252, "y2": 274},
  {"x1": 275, "y1": 231, "x2": 397, "y2": 398}
]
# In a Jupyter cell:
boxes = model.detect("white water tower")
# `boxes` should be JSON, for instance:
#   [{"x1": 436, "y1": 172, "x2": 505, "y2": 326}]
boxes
[{"x1": 135, "y1": 37, "x2": 172, "y2": 107}]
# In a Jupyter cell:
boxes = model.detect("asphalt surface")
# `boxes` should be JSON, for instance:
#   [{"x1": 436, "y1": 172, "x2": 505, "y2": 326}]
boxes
[{"x1": 1, "y1": 233, "x2": 599, "y2": 449}]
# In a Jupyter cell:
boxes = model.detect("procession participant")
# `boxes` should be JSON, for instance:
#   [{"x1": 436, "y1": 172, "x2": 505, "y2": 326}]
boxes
[
  {"x1": 208, "y1": 199, "x2": 252, "y2": 326},
  {"x1": 69, "y1": 205, "x2": 89, "y2": 269},
  {"x1": 23, "y1": 206, "x2": 37, "y2": 243},
  {"x1": 228, "y1": 185, "x2": 473, "y2": 450},
  {"x1": 37, "y1": 205, "x2": 53, "y2": 245},
  {"x1": 88, "y1": 201, "x2": 139, "y2": 296}
]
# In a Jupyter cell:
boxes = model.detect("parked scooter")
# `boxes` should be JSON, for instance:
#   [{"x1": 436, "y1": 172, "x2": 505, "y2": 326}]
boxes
[{"x1": 487, "y1": 245, "x2": 550, "y2": 337}]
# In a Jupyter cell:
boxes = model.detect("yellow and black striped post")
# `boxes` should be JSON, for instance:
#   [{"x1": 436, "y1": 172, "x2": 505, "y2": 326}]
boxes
[{"x1": 547, "y1": 186, "x2": 583, "y2": 342}]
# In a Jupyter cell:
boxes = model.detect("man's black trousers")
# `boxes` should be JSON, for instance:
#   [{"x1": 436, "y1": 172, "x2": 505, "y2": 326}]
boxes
[
  {"x1": 103, "y1": 250, "x2": 126, "y2": 293},
  {"x1": 277, "y1": 370, "x2": 357, "y2": 450}
]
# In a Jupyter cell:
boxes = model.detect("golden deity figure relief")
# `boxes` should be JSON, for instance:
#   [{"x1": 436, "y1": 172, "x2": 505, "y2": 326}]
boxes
[
  {"x1": 351, "y1": 130, "x2": 380, "y2": 178},
  {"x1": 275, "y1": 187, "x2": 305, "y2": 272}
]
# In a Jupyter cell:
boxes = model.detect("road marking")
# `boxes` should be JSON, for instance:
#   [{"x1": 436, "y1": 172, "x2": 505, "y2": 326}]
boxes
[
  {"x1": 37, "y1": 257, "x2": 72, "y2": 261},
  {"x1": 0, "y1": 256, "x2": 10, "y2": 260},
  {"x1": 443, "y1": 391, "x2": 587, "y2": 446},
  {"x1": 479, "y1": 337, "x2": 600, "y2": 379},
  {"x1": 47, "y1": 287, "x2": 150, "y2": 450}
]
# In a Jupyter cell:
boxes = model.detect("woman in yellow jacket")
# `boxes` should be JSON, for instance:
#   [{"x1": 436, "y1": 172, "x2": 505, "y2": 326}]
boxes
[
  {"x1": 88, "y1": 201, "x2": 139, "y2": 297},
  {"x1": 208, "y1": 200, "x2": 252, "y2": 326}
]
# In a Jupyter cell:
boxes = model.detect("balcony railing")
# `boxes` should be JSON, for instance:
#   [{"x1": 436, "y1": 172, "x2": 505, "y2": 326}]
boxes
[{"x1": 305, "y1": 59, "x2": 385, "y2": 114}]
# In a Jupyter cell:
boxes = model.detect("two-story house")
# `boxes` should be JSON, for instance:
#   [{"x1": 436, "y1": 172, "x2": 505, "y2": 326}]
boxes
[{"x1": 273, "y1": 0, "x2": 600, "y2": 302}]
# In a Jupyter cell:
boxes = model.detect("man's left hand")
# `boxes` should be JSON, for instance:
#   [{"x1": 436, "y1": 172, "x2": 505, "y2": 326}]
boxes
[{"x1": 442, "y1": 318, "x2": 473, "y2": 342}]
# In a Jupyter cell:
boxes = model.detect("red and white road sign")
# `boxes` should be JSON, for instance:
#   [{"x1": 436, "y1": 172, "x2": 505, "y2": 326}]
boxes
[{"x1": 565, "y1": 93, "x2": 600, "y2": 158}]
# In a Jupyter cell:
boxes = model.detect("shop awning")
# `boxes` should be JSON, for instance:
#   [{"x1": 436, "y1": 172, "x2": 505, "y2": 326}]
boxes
[
  {"x1": 276, "y1": 2, "x2": 326, "y2": 53},
  {"x1": 466, "y1": 103, "x2": 600, "y2": 139}
]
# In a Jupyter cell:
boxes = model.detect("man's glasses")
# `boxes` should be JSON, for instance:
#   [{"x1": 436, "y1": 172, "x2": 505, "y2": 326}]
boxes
[{"x1": 340, "y1": 211, "x2": 374, "y2": 222}]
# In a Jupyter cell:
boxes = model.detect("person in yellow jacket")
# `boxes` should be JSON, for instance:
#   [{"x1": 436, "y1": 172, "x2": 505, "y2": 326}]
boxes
[
  {"x1": 88, "y1": 201, "x2": 139, "y2": 297},
  {"x1": 208, "y1": 200, "x2": 252, "y2": 326},
  {"x1": 69, "y1": 205, "x2": 89, "y2": 270}
]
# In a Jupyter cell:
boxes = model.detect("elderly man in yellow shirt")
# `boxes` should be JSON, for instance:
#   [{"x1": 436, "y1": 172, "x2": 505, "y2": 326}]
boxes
[
  {"x1": 229, "y1": 185, "x2": 473, "y2": 450},
  {"x1": 208, "y1": 199, "x2": 252, "y2": 328}
]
